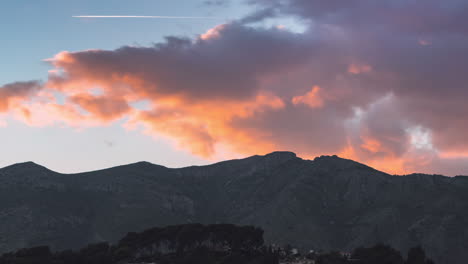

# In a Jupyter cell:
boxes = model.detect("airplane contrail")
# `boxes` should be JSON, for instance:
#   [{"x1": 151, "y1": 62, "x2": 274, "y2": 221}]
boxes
[{"x1": 73, "y1": 15, "x2": 219, "y2": 19}]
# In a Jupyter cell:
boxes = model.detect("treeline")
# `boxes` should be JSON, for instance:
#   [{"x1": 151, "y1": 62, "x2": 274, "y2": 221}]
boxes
[
  {"x1": 0, "y1": 224, "x2": 276, "y2": 264},
  {"x1": 0, "y1": 224, "x2": 435, "y2": 264},
  {"x1": 301, "y1": 244, "x2": 435, "y2": 264}
]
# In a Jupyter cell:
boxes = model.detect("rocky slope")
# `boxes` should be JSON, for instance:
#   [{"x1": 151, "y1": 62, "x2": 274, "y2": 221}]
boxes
[{"x1": 0, "y1": 152, "x2": 467, "y2": 263}]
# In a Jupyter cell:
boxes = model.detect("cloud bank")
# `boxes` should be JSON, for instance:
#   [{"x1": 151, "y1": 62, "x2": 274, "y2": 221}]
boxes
[{"x1": 2, "y1": 0, "x2": 468, "y2": 175}]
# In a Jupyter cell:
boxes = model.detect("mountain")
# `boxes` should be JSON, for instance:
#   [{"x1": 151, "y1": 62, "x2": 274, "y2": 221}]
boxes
[{"x1": 0, "y1": 152, "x2": 467, "y2": 264}]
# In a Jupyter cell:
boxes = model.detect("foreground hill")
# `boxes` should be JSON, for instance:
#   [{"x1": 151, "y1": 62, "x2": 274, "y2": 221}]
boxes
[{"x1": 0, "y1": 152, "x2": 467, "y2": 263}]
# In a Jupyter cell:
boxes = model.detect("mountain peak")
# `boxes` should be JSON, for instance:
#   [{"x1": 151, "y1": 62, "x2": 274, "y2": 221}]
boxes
[
  {"x1": 0, "y1": 161, "x2": 52, "y2": 176},
  {"x1": 132, "y1": 161, "x2": 156, "y2": 166},
  {"x1": 313, "y1": 154, "x2": 371, "y2": 165},
  {"x1": 21, "y1": 161, "x2": 40, "y2": 166},
  {"x1": 265, "y1": 151, "x2": 297, "y2": 157},
  {"x1": 6, "y1": 161, "x2": 46, "y2": 169},
  {"x1": 263, "y1": 151, "x2": 298, "y2": 163}
]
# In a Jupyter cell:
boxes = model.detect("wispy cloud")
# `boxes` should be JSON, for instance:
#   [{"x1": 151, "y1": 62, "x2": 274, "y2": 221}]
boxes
[{"x1": 73, "y1": 15, "x2": 219, "y2": 19}]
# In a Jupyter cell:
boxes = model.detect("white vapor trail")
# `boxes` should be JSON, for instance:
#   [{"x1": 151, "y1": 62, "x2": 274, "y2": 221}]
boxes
[{"x1": 73, "y1": 15, "x2": 218, "y2": 19}]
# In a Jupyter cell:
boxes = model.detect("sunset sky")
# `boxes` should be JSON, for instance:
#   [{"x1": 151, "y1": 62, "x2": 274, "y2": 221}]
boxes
[{"x1": 1, "y1": 0, "x2": 468, "y2": 175}]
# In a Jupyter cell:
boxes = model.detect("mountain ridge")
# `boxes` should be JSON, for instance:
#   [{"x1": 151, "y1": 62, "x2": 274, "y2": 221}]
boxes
[
  {"x1": 2, "y1": 151, "x2": 462, "y2": 178},
  {"x1": 0, "y1": 152, "x2": 467, "y2": 264}
]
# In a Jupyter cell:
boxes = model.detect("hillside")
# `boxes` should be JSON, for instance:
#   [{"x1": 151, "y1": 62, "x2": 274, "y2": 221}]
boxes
[{"x1": 0, "y1": 152, "x2": 467, "y2": 264}]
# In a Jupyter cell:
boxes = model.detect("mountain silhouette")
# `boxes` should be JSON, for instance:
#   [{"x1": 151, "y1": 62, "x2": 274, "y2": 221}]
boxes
[{"x1": 0, "y1": 152, "x2": 467, "y2": 264}]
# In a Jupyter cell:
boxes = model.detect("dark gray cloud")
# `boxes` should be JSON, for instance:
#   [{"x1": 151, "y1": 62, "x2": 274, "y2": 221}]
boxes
[
  {"x1": 251, "y1": 0, "x2": 468, "y2": 35},
  {"x1": 49, "y1": 23, "x2": 313, "y2": 101}
]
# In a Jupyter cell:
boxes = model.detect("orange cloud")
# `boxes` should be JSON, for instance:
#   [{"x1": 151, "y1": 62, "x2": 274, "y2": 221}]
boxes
[
  {"x1": 0, "y1": 81, "x2": 42, "y2": 112},
  {"x1": 361, "y1": 137, "x2": 382, "y2": 153},
  {"x1": 339, "y1": 140, "x2": 410, "y2": 175},
  {"x1": 130, "y1": 92, "x2": 285, "y2": 157},
  {"x1": 292, "y1": 86, "x2": 325, "y2": 108},
  {"x1": 438, "y1": 151, "x2": 468, "y2": 159},
  {"x1": 348, "y1": 63, "x2": 372, "y2": 75},
  {"x1": 69, "y1": 93, "x2": 131, "y2": 122},
  {"x1": 200, "y1": 24, "x2": 227, "y2": 40}
]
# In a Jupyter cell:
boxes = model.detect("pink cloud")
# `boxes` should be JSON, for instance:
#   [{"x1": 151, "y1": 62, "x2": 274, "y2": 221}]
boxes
[{"x1": 292, "y1": 86, "x2": 325, "y2": 108}]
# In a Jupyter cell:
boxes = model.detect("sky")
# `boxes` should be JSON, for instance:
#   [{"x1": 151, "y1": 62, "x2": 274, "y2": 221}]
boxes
[{"x1": 1, "y1": 0, "x2": 468, "y2": 175}]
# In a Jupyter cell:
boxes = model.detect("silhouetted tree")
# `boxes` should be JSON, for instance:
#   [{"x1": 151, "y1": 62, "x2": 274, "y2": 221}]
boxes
[
  {"x1": 316, "y1": 251, "x2": 348, "y2": 264},
  {"x1": 352, "y1": 244, "x2": 404, "y2": 264},
  {"x1": 0, "y1": 225, "x2": 434, "y2": 264},
  {"x1": 406, "y1": 246, "x2": 428, "y2": 264}
]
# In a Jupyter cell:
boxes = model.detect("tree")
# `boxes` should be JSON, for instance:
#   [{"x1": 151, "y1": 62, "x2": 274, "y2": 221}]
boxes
[
  {"x1": 352, "y1": 244, "x2": 404, "y2": 264},
  {"x1": 406, "y1": 246, "x2": 426, "y2": 264},
  {"x1": 316, "y1": 251, "x2": 347, "y2": 264}
]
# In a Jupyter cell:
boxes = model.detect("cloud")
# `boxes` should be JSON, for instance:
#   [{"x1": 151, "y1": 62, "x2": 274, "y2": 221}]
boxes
[
  {"x1": 0, "y1": 81, "x2": 42, "y2": 112},
  {"x1": 2, "y1": 0, "x2": 468, "y2": 175},
  {"x1": 251, "y1": 0, "x2": 468, "y2": 35},
  {"x1": 239, "y1": 8, "x2": 278, "y2": 24},
  {"x1": 1, "y1": 23, "x2": 295, "y2": 157},
  {"x1": 292, "y1": 86, "x2": 325, "y2": 108},
  {"x1": 46, "y1": 25, "x2": 311, "y2": 101},
  {"x1": 68, "y1": 93, "x2": 131, "y2": 122}
]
